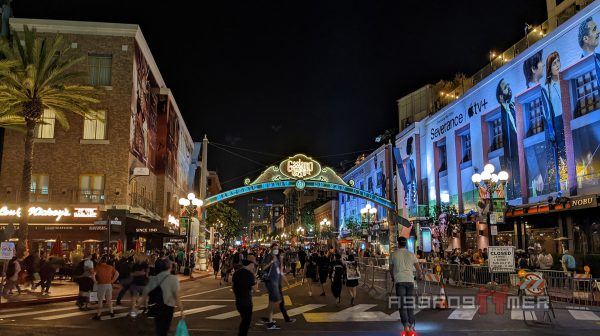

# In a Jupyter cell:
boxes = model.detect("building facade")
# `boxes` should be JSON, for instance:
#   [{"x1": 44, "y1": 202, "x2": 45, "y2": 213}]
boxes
[
  {"x1": 395, "y1": 2, "x2": 600, "y2": 256},
  {"x1": 0, "y1": 19, "x2": 194, "y2": 255},
  {"x1": 339, "y1": 144, "x2": 395, "y2": 254}
]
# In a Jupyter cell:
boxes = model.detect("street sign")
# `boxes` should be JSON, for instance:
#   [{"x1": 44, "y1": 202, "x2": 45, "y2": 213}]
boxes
[
  {"x1": 94, "y1": 220, "x2": 107, "y2": 225},
  {"x1": 490, "y1": 213, "x2": 497, "y2": 224},
  {"x1": 488, "y1": 246, "x2": 514, "y2": 272},
  {"x1": 133, "y1": 167, "x2": 150, "y2": 176},
  {"x1": 110, "y1": 220, "x2": 122, "y2": 225},
  {"x1": 1, "y1": 242, "x2": 15, "y2": 259},
  {"x1": 490, "y1": 225, "x2": 498, "y2": 236},
  {"x1": 495, "y1": 212, "x2": 504, "y2": 223}
]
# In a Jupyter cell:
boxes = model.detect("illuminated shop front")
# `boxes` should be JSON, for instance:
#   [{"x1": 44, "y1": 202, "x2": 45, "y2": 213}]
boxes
[
  {"x1": 394, "y1": 2, "x2": 600, "y2": 256},
  {"x1": 0, "y1": 205, "x2": 105, "y2": 256}
]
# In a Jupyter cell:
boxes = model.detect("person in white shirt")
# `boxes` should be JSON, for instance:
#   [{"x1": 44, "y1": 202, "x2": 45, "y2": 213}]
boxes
[
  {"x1": 538, "y1": 249, "x2": 553, "y2": 270},
  {"x1": 389, "y1": 236, "x2": 423, "y2": 334}
]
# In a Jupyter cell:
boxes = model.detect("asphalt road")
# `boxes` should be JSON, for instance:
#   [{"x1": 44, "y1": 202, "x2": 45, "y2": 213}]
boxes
[{"x1": 1, "y1": 274, "x2": 599, "y2": 336}]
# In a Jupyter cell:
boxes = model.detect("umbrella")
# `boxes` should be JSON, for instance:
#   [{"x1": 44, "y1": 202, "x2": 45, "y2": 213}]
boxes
[
  {"x1": 50, "y1": 234, "x2": 63, "y2": 256},
  {"x1": 553, "y1": 237, "x2": 570, "y2": 241},
  {"x1": 82, "y1": 239, "x2": 101, "y2": 243},
  {"x1": 116, "y1": 240, "x2": 124, "y2": 255},
  {"x1": 135, "y1": 240, "x2": 141, "y2": 253}
]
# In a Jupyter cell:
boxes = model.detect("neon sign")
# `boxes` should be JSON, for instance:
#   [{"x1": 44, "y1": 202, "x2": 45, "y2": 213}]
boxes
[
  {"x1": 279, "y1": 154, "x2": 321, "y2": 180},
  {"x1": 0, "y1": 206, "x2": 99, "y2": 221}
]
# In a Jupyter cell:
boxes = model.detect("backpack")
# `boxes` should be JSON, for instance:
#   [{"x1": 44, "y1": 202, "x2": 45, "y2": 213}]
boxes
[
  {"x1": 147, "y1": 275, "x2": 169, "y2": 317},
  {"x1": 73, "y1": 260, "x2": 85, "y2": 277},
  {"x1": 6, "y1": 260, "x2": 16, "y2": 278}
]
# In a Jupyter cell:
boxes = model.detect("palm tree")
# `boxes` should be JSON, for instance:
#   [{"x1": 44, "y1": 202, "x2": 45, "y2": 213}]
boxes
[{"x1": 0, "y1": 25, "x2": 99, "y2": 256}]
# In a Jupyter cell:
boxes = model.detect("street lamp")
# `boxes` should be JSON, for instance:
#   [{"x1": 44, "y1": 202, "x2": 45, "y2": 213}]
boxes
[
  {"x1": 471, "y1": 164, "x2": 508, "y2": 246},
  {"x1": 360, "y1": 204, "x2": 377, "y2": 252},
  {"x1": 179, "y1": 193, "x2": 203, "y2": 278}
]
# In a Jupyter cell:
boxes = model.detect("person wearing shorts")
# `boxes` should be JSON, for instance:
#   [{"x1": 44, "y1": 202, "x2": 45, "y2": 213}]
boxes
[
  {"x1": 129, "y1": 255, "x2": 149, "y2": 316},
  {"x1": 93, "y1": 256, "x2": 119, "y2": 320}
]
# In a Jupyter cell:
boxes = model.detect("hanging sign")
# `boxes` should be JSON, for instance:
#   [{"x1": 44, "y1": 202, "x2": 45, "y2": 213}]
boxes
[{"x1": 0, "y1": 242, "x2": 15, "y2": 259}]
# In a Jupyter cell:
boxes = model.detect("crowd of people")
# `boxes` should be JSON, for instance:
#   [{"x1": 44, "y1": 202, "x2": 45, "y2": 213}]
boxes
[{"x1": 207, "y1": 243, "x2": 362, "y2": 335}]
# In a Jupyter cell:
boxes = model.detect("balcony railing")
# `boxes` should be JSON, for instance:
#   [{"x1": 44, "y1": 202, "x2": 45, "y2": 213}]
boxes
[
  {"x1": 77, "y1": 189, "x2": 105, "y2": 203},
  {"x1": 130, "y1": 192, "x2": 156, "y2": 213},
  {"x1": 29, "y1": 190, "x2": 50, "y2": 203}
]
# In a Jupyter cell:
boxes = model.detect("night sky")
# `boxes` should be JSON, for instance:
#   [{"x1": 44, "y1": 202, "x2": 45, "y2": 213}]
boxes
[{"x1": 15, "y1": 0, "x2": 547, "y2": 213}]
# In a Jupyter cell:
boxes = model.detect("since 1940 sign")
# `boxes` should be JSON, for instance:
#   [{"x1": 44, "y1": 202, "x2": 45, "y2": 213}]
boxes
[{"x1": 487, "y1": 246, "x2": 515, "y2": 272}]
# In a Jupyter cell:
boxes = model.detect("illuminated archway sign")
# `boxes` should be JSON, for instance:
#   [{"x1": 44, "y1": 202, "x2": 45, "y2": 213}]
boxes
[{"x1": 204, "y1": 154, "x2": 410, "y2": 227}]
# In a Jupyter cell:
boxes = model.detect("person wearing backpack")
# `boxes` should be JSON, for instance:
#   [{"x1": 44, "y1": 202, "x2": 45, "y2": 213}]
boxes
[
  {"x1": 142, "y1": 258, "x2": 184, "y2": 336},
  {"x1": 2, "y1": 256, "x2": 20, "y2": 299}
]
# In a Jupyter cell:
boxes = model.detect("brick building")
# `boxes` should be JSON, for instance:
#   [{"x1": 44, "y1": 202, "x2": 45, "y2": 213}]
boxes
[{"x1": 0, "y1": 18, "x2": 195, "y2": 254}]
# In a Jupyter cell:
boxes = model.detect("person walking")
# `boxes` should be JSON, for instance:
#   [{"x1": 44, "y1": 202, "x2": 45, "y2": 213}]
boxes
[
  {"x1": 345, "y1": 254, "x2": 359, "y2": 306},
  {"x1": 39, "y1": 256, "x2": 58, "y2": 295},
  {"x1": 233, "y1": 259, "x2": 256, "y2": 336},
  {"x1": 2, "y1": 256, "x2": 20, "y2": 299},
  {"x1": 389, "y1": 236, "x2": 423, "y2": 334},
  {"x1": 304, "y1": 250, "x2": 318, "y2": 296},
  {"x1": 258, "y1": 243, "x2": 295, "y2": 330},
  {"x1": 317, "y1": 250, "x2": 330, "y2": 296},
  {"x1": 129, "y1": 254, "x2": 149, "y2": 317},
  {"x1": 93, "y1": 256, "x2": 119, "y2": 320},
  {"x1": 329, "y1": 254, "x2": 345, "y2": 306},
  {"x1": 212, "y1": 251, "x2": 221, "y2": 279},
  {"x1": 115, "y1": 256, "x2": 133, "y2": 305},
  {"x1": 142, "y1": 259, "x2": 184, "y2": 336}
]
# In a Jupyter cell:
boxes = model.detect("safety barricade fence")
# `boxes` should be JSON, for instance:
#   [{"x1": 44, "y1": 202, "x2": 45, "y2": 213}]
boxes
[{"x1": 354, "y1": 258, "x2": 600, "y2": 309}]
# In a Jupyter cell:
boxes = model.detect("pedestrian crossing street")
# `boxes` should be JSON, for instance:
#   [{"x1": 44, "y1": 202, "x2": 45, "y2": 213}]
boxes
[{"x1": 2, "y1": 300, "x2": 600, "y2": 323}]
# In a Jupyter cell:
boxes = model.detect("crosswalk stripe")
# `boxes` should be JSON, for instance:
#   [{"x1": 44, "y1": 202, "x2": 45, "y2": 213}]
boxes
[
  {"x1": 330, "y1": 304, "x2": 377, "y2": 320},
  {"x1": 0, "y1": 307, "x2": 33, "y2": 313},
  {"x1": 0, "y1": 306, "x2": 78, "y2": 318},
  {"x1": 273, "y1": 304, "x2": 326, "y2": 319},
  {"x1": 568, "y1": 310, "x2": 600, "y2": 321},
  {"x1": 36, "y1": 307, "x2": 129, "y2": 320},
  {"x1": 174, "y1": 305, "x2": 226, "y2": 318},
  {"x1": 99, "y1": 305, "x2": 227, "y2": 320},
  {"x1": 206, "y1": 295, "x2": 291, "y2": 320},
  {"x1": 448, "y1": 306, "x2": 479, "y2": 320},
  {"x1": 511, "y1": 309, "x2": 537, "y2": 320}
]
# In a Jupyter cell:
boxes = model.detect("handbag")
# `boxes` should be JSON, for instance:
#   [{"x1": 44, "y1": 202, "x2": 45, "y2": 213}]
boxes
[
  {"x1": 17, "y1": 270, "x2": 28, "y2": 284},
  {"x1": 261, "y1": 264, "x2": 273, "y2": 282},
  {"x1": 89, "y1": 291, "x2": 98, "y2": 302},
  {"x1": 175, "y1": 320, "x2": 189, "y2": 336}
]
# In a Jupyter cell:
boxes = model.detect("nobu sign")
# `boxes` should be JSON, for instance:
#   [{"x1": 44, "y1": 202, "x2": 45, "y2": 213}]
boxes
[{"x1": 569, "y1": 196, "x2": 597, "y2": 209}]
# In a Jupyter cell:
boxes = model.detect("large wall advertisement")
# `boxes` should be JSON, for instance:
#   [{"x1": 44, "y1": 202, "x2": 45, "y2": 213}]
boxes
[
  {"x1": 422, "y1": 5, "x2": 600, "y2": 207},
  {"x1": 130, "y1": 44, "x2": 193, "y2": 190},
  {"x1": 131, "y1": 44, "x2": 159, "y2": 172}
]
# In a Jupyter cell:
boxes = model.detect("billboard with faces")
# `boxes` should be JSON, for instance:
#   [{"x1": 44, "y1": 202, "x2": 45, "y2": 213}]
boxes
[{"x1": 423, "y1": 4, "x2": 600, "y2": 204}]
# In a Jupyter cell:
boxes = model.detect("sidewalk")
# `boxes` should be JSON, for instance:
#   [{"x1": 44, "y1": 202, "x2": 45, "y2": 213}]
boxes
[{"x1": 0, "y1": 269, "x2": 212, "y2": 309}]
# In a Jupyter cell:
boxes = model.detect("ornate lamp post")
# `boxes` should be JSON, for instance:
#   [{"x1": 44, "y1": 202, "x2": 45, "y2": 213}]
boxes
[
  {"x1": 360, "y1": 204, "x2": 377, "y2": 252},
  {"x1": 471, "y1": 164, "x2": 508, "y2": 247},
  {"x1": 179, "y1": 192, "x2": 203, "y2": 278}
]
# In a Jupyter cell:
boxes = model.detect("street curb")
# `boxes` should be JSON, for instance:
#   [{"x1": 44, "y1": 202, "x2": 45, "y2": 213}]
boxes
[
  {"x1": 0, "y1": 273, "x2": 212, "y2": 309},
  {"x1": 0, "y1": 295, "x2": 79, "y2": 309}
]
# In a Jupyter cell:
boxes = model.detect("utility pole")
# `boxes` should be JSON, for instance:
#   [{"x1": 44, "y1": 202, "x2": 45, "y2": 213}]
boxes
[{"x1": 198, "y1": 135, "x2": 209, "y2": 271}]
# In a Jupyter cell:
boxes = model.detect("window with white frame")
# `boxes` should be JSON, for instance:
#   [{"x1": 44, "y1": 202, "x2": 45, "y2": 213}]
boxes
[
  {"x1": 36, "y1": 109, "x2": 56, "y2": 139},
  {"x1": 525, "y1": 98, "x2": 544, "y2": 137},
  {"x1": 573, "y1": 70, "x2": 600, "y2": 118},
  {"x1": 83, "y1": 110, "x2": 107, "y2": 140},
  {"x1": 488, "y1": 117, "x2": 503, "y2": 152},
  {"x1": 30, "y1": 174, "x2": 49, "y2": 194},
  {"x1": 88, "y1": 54, "x2": 112, "y2": 86},
  {"x1": 79, "y1": 174, "x2": 105, "y2": 203},
  {"x1": 461, "y1": 132, "x2": 472, "y2": 163}
]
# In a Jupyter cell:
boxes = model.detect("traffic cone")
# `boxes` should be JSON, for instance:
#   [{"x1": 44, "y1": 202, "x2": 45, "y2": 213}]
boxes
[{"x1": 436, "y1": 281, "x2": 448, "y2": 309}]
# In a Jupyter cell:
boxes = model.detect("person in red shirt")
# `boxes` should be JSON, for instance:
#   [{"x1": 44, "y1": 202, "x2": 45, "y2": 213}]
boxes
[{"x1": 93, "y1": 255, "x2": 119, "y2": 320}]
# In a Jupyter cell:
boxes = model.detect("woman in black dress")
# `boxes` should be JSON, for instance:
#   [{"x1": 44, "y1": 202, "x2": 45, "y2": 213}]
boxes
[
  {"x1": 317, "y1": 251, "x2": 330, "y2": 296},
  {"x1": 345, "y1": 254, "x2": 359, "y2": 305},
  {"x1": 329, "y1": 254, "x2": 345, "y2": 305},
  {"x1": 304, "y1": 251, "x2": 318, "y2": 296}
]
